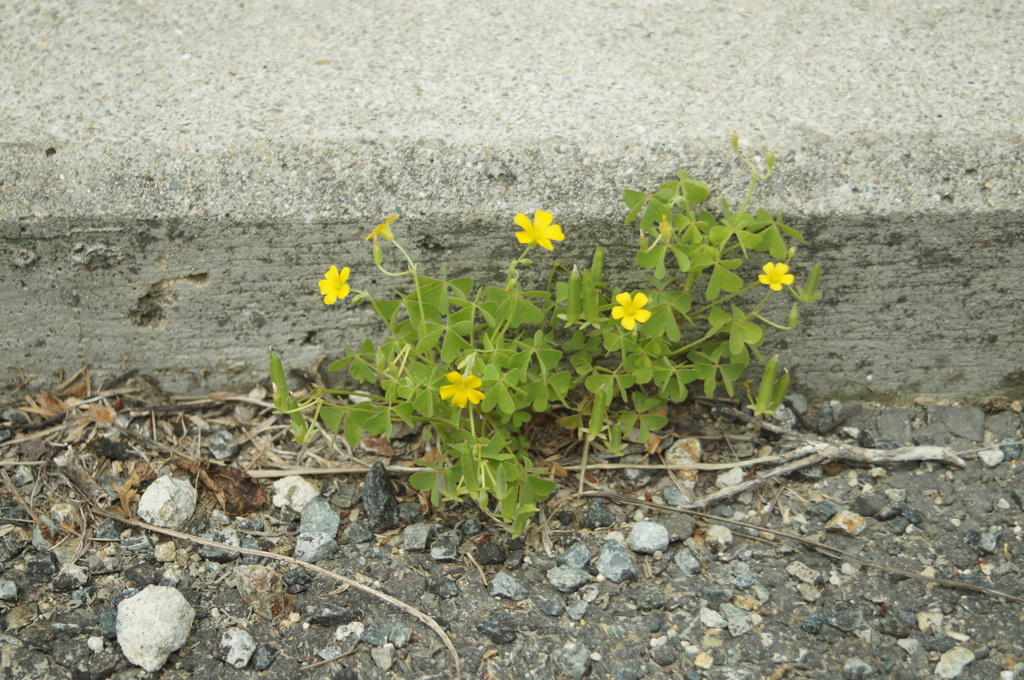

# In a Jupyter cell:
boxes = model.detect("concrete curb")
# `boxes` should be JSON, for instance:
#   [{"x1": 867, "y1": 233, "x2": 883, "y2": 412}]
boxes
[{"x1": 2, "y1": 1, "x2": 1023, "y2": 399}]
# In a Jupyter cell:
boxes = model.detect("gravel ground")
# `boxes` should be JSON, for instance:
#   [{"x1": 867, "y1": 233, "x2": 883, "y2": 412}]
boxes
[{"x1": 1, "y1": 393, "x2": 1023, "y2": 680}]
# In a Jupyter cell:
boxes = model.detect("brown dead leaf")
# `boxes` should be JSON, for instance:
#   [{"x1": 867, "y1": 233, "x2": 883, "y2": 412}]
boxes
[
  {"x1": 548, "y1": 461, "x2": 568, "y2": 479},
  {"x1": 644, "y1": 433, "x2": 663, "y2": 455},
  {"x1": 116, "y1": 461, "x2": 154, "y2": 515},
  {"x1": 178, "y1": 459, "x2": 268, "y2": 515},
  {"x1": 415, "y1": 447, "x2": 442, "y2": 466},
  {"x1": 87, "y1": 404, "x2": 116, "y2": 425},
  {"x1": 361, "y1": 436, "x2": 393, "y2": 457},
  {"x1": 208, "y1": 465, "x2": 269, "y2": 515}
]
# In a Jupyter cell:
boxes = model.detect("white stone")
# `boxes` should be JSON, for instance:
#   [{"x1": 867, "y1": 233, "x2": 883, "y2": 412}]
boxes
[
  {"x1": 978, "y1": 448, "x2": 1004, "y2": 468},
  {"x1": 896, "y1": 637, "x2": 919, "y2": 655},
  {"x1": 271, "y1": 475, "x2": 320, "y2": 511},
  {"x1": 699, "y1": 607, "x2": 727, "y2": 628},
  {"x1": 715, "y1": 467, "x2": 745, "y2": 488},
  {"x1": 87, "y1": 636, "x2": 105, "y2": 653},
  {"x1": 934, "y1": 646, "x2": 975, "y2": 679},
  {"x1": 627, "y1": 521, "x2": 669, "y2": 554},
  {"x1": 117, "y1": 585, "x2": 195, "y2": 672},
  {"x1": 137, "y1": 476, "x2": 197, "y2": 530},
  {"x1": 218, "y1": 627, "x2": 256, "y2": 669},
  {"x1": 154, "y1": 541, "x2": 178, "y2": 562}
]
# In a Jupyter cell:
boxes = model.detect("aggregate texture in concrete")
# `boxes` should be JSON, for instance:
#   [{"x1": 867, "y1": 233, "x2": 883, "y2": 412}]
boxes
[{"x1": 2, "y1": 0, "x2": 1023, "y2": 400}]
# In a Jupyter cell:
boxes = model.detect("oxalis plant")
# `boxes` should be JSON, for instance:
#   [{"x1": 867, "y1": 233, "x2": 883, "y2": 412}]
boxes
[{"x1": 270, "y1": 135, "x2": 821, "y2": 536}]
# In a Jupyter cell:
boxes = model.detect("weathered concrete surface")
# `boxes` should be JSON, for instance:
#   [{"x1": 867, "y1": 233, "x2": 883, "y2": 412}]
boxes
[{"x1": 2, "y1": 1, "x2": 1023, "y2": 400}]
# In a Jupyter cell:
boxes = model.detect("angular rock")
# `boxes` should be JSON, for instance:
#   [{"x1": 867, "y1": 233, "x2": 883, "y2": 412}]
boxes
[
  {"x1": 627, "y1": 520, "x2": 669, "y2": 554},
  {"x1": 553, "y1": 642, "x2": 591, "y2": 680},
  {"x1": 596, "y1": 539, "x2": 638, "y2": 583},
  {"x1": 51, "y1": 563, "x2": 89, "y2": 592},
  {"x1": 582, "y1": 500, "x2": 615, "y2": 529},
  {"x1": 402, "y1": 523, "x2": 438, "y2": 551},
  {"x1": 476, "y1": 610, "x2": 516, "y2": 644},
  {"x1": 344, "y1": 520, "x2": 373, "y2": 544},
  {"x1": 217, "y1": 627, "x2": 256, "y2": 669},
  {"x1": 556, "y1": 540, "x2": 592, "y2": 569},
  {"x1": 362, "y1": 461, "x2": 400, "y2": 532},
  {"x1": 116, "y1": 585, "x2": 195, "y2": 672},
  {"x1": 704, "y1": 524, "x2": 734, "y2": 553},
  {"x1": 430, "y1": 530, "x2": 461, "y2": 562},
  {"x1": 531, "y1": 590, "x2": 566, "y2": 617},
  {"x1": 294, "y1": 532, "x2": 338, "y2": 562},
  {"x1": 825, "y1": 510, "x2": 868, "y2": 536},
  {"x1": 935, "y1": 646, "x2": 974, "y2": 678},
  {"x1": 137, "y1": 476, "x2": 197, "y2": 530},
  {"x1": 0, "y1": 580, "x2": 18, "y2": 601},
  {"x1": 490, "y1": 571, "x2": 529, "y2": 601},
  {"x1": 546, "y1": 565, "x2": 592, "y2": 593},
  {"x1": 197, "y1": 528, "x2": 241, "y2": 562},
  {"x1": 674, "y1": 547, "x2": 702, "y2": 575},
  {"x1": 298, "y1": 497, "x2": 340, "y2": 536},
  {"x1": 474, "y1": 540, "x2": 508, "y2": 565},
  {"x1": 235, "y1": 565, "x2": 289, "y2": 620},
  {"x1": 371, "y1": 643, "x2": 395, "y2": 671}
]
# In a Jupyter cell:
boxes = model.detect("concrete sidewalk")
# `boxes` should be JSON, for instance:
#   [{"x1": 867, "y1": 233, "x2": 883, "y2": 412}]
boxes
[{"x1": 2, "y1": 0, "x2": 1023, "y2": 400}]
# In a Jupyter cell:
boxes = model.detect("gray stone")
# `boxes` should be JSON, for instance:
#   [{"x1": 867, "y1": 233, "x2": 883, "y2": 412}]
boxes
[
  {"x1": 928, "y1": 405, "x2": 986, "y2": 441},
  {"x1": 217, "y1": 627, "x2": 256, "y2": 669},
  {"x1": 197, "y1": 529, "x2": 241, "y2": 562},
  {"x1": 546, "y1": 565, "x2": 592, "y2": 593},
  {"x1": 556, "y1": 540, "x2": 592, "y2": 569},
  {"x1": 627, "y1": 520, "x2": 669, "y2": 554},
  {"x1": 362, "y1": 462, "x2": 400, "y2": 532},
  {"x1": 490, "y1": 571, "x2": 529, "y2": 601},
  {"x1": 662, "y1": 486, "x2": 688, "y2": 508},
  {"x1": 876, "y1": 408, "x2": 915, "y2": 445},
  {"x1": 566, "y1": 599, "x2": 589, "y2": 620},
  {"x1": 986, "y1": 411, "x2": 1021, "y2": 439},
  {"x1": 297, "y1": 599, "x2": 362, "y2": 626},
  {"x1": 298, "y1": 497, "x2": 340, "y2": 536},
  {"x1": 842, "y1": 658, "x2": 874, "y2": 680},
  {"x1": 401, "y1": 523, "x2": 438, "y2": 551},
  {"x1": 553, "y1": 642, "x2": 591, "y2": 680},
  {"x1": 0, "y1": 580, "x2": 18, "y2": 601},
  {"x1": 430, "y1": 530, "x2": 461, "y2": 562},
  {"x1": 360, "y1": 622, "x2": 390, "y2": 646},
  {"x1": 674, "y1": 548, "x2": 702, "y2": 575},
  {"x1": 532, "y1": 590, "x2": 566, "y2": 616},
  {"x1": 596, "y1": 539, "x2": 639, "y2": 583},
  {"x1": 51, "y1": 563, "x2": 89, "y2": 592},
  {"x1": 389, "y1": 624, "x2": 411, "y2": 648},
  {"x1": 294, "y1": 532, "x2": 338, "y2": 562},
  {"x1": 810, "y1": 499, "x2": 843, "y2": 521},
  {"x1": 371, "y1": 643, "x2": 395, "y2": 671},
  {"x1": 205, "y1": 429, "x2": 240, "y2": 461},
  {"x1": 978, "y1": 448, "x2": 1005, "y2": 467},
  {"x1": 344, "y1": 520, "x2": 373, "y2": 544}
]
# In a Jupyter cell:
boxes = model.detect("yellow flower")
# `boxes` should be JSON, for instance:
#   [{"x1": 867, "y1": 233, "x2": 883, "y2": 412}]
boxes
[
  {"x1": 611, "y1": 291, "x2": 652, "y2": 331},
  {"x1": 439, "y1": 371, "x2": 484, "y2": 408},
  {"x1": 758, "y1": 262, "x2": 795, "y2": 291},
  {"x1": 365, "y1": 214, "x2": 398, "y2": 243},
  {"x1": 514, "y1": 210, "x2": 564, "y2": 250},
  {"x1": 318, "y1": 266, "x2": 351, "y2": 305}
]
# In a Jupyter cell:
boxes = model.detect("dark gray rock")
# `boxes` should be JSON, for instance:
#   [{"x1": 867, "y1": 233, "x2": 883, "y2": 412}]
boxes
[
  {"x1": 362, "y1": 461, "x2": 400, "y2": 532},
  {"x1": 25, "y1": 551, "x2": 58, "y2": 581},
  {"x1": 810, "y1": 499, "x2": 843, "y2": 521},
  {"x1": 399, "y1": 502, "x2": 424, "y2": 525},
  {"x1": 826, "y1": 603, "x2": 864, "y2": 632},
  {"x1": 556, "y1": 540, "x2": 592, "y2": 569},
  {"x1": 297, "y1": 598, "x2": 362, "y2": 626},
  {"x1": 582, "y1": 500, "x2": 615, "y2": 529},
  {"x1": 596, "y1": 539, "x2": 638, "y2": 583},
  {"x1": 986, "y1": 411, "x2": 1021, "y2": 439},
  {"x1": 531, "y1": 590, "x2": 566, "y2": 616},
  {"x1": 429, "y1": 576, "x2": 461, "y2": 599},
  {"x1": 344, "y1": 520, "x2": 373, "y2": 544},
  {"x1": 651, "y1": 644, "x2": 678, "y2": 667},
  {"x1": 197, "y1": 528, "x2": 241, "y2": 562},
  {"x1": 430, "y1": 530, "x2": 461, "y2": 562},
  {"x1": 360, "y1": 623, "x2": 390, "y2": 646},
  {"x1": 474, "y1": 540, "x2": 507, "y2": 565},
  {"x1": 476, "y1": 610, "x2": 516, "y2": 644},
  {"x1": 875, "y1": 408, "x2": 915, "y2": 445}
]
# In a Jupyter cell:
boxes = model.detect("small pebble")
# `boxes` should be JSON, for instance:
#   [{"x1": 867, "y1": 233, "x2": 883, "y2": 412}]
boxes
[
  {"x1": 217, "y1": 627, "x2": 256, "y2": 669},
  {"x1": 271, "y1": 475, "x2": 319, "y2": 512},
  {"x1": 595, "y1": 539, "x2": 639, "y2": 583},
  {"x1": 490, "y1": 571, "x2": 529, "y2": 601},
  {"x1": 935, "y1": 646, "x2": 975, "y2": 678},
  {"x1": 627, "y1": 520, "x2": 669, "y2": 554},
  {"x1": 704, "y1": 525, "x2": 733, "y2": 553},
  {"x1": 978, "y1": 448, "x2": 1004, "y2": 468},
  {"x1": 715, "y1": 467, "x2": 745, "y2": 488},
  {"x1": 825, "y1": 510, "x2": 867, "y2": 536}
]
